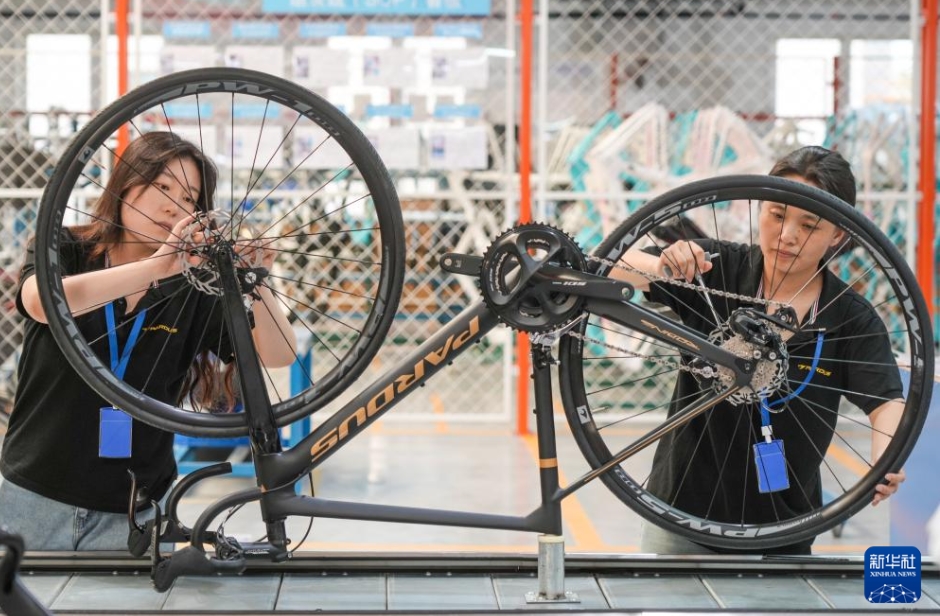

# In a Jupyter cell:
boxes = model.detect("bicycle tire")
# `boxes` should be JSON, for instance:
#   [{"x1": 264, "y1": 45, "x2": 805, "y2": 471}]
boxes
[
  {"x1": 558, "y1": 174, "x2": 932, "y2": 550},
  {"x1": 34, "y1": 67, "x2": 405, "y2": 437}
]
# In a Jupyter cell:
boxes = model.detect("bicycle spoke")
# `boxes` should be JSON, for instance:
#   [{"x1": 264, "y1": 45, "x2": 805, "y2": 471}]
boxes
[{"x1": 593, "y1": 389, "x2": 704, "y2": 432}]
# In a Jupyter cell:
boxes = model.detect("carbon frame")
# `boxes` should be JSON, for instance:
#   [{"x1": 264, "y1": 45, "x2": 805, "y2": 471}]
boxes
[{"x1": 184, "y1": 280, "x2": 752, "y2": 547}]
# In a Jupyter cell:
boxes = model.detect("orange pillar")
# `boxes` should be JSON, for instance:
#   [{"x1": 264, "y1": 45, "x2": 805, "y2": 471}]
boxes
[
  {"x1": 515, "y1": 0, "x2": 534, "y2": 434},
  {"x1": 918, "y1": 0, "x2": 937, "y2": 319},
  {"x1": 115, "y1": 0, "x2": 130, "y2": 155}
]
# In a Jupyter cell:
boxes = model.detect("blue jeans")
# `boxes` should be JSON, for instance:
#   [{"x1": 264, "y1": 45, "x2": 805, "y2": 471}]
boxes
[{"x1": 0, "y1": 476, "x2": 156, "y2": 551}]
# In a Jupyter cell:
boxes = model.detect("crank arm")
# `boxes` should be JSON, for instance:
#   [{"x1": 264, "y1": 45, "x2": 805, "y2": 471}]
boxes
[
  {"x1": 533, "y1": 264, "x2": 636, "y2": 301},
  {"x1": 440, "y1": 253, "x2": 483, "y2": 276}
]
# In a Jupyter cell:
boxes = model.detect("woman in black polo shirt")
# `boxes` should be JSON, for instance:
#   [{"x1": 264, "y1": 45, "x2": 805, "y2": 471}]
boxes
[
  {"x1": 615, "y1": 146, "x2": 906, "y2": 555},
  {"x1": 0, "y1": 132, "x2": 297, "y2": 550}
]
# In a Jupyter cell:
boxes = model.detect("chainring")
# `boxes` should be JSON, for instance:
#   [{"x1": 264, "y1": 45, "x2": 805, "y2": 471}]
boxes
[{"x1": 479, "y1": 223, "x2": 587, "y2": 333}]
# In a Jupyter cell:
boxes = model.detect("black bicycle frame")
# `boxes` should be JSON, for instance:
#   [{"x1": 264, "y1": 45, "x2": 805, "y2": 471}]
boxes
[{"x1": 186, "y1": 263, "x2": 755, "y2": 549}]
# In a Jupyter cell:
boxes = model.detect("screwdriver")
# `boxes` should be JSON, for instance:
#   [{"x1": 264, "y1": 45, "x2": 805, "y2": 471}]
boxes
[
  {"x1": 661, "y1": 251, "x2": 720, "y2": 279},
  {"x1": 662, "y1": 251, "x2": 722, "y2": 325}
]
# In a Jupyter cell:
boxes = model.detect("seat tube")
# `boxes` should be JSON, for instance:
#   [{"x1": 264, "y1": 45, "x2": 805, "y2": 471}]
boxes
[{"x1": 530, "y1": 343, "x2": 563, "y2": 535}]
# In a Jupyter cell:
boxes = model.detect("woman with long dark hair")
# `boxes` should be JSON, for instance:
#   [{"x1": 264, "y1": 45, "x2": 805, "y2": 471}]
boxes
[{"x1": 0, "y1": 132, "x2": 296, "y2": 550}]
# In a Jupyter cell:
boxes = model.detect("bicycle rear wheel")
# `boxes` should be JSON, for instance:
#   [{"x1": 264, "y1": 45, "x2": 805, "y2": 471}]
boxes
[
  {"x1": 35, "y1": 68, "x2": 404, "y2": 437},
  {"x1": 559, "y1": 175, "x2": 932, "y2": 550}
]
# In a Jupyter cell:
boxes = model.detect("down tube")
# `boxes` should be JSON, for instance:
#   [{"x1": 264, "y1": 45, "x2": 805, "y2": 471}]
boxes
[{"x1": 262, "y1": 301, "x2": 499, "y2": 488}]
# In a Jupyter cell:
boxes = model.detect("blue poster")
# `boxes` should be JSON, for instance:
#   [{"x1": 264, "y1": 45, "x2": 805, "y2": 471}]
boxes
[
  {"x1": 262, "y1": 0, "x2": 490, "y2": 16},
  {"x1": 365, "y1": 22, "x2": 415, "y2": 37},
  {"x1": 163, "y1": 21, "x2": 211, "y2": 39},
  {"x1": 366, "y1": 104, "x2": 413, "y2": 118},
  {"x1": 231, "y1": 22, "x2": 280, "y2": 39},
  {"x1": 299, "y1": 23, "x2": 348, "y2": 37},
  {"x1": 434, "y1": 104, "x2": 481, "y2": 119},
  {"x1": 864, "y1": 546, "x2": 921, "y2": 604},
  {"x1": 433, "y1": 22, "x2": 483, "y2": 38}
]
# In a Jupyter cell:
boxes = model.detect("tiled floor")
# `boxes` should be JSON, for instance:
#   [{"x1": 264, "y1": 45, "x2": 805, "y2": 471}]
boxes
[{"x1": 12, "y1": 563, "x2": 940, "y2": 612}]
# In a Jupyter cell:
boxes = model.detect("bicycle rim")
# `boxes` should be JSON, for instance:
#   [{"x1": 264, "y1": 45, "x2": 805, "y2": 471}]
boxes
[
  {"x1": 559, "y1": 174, "x2": 932, "y2": 550},
  {"x1": 35, "y1": 68, "x2": 404, "y2": 437}
]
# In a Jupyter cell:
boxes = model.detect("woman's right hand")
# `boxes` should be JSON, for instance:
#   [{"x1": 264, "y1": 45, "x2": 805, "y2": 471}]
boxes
[
  {"x1": 150, "y1": 214, "x2": 204, "y2": 279},
  {"x1": 659, "y1": 241, "x2": 713, "y2": 281}
]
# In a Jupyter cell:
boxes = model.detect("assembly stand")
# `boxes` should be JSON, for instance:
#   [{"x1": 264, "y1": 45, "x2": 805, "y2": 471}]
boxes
[{"x1": 525, "y1": 339, "x2": 580, "y2": 604}]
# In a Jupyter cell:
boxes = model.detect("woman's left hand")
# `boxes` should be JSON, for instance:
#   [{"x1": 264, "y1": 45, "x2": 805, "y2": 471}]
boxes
[
  {"x1": 872, "y1": 469, "x2": 905, "y2": 506},
  {"x1": 236, "y1": 238, "x2": 276, "y2": 270}
]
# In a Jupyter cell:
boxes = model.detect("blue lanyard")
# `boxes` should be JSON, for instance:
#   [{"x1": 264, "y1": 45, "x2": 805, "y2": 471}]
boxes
[
  {"x1": 104, "y1": 303, "x2": 147, "y2": 380},
  {"x1": 760, "y1": 331, "x2": 825, "y2": 426}
]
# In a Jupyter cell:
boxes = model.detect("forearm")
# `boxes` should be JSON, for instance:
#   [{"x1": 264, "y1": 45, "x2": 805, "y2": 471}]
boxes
[
  {"x1": 251, "y1": 286, "x2": 297, "y2": 367},
  {"x1": 20, "y1": 256, "x2": 168, "y2": 323},
  {"x1": 869, "y1": 398, "x2": 906, "y2": 505},
  {"x1": 869, "y1": 398, "x2": 905, "y2": 463},
  {"x1": 611, "y1": 249, "x2": 662, "y2": 292}
]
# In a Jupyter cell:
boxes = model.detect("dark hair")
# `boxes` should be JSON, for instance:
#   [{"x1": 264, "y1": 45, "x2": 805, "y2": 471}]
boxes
[
  {"x1": 74, "y1": 131, "x2": 218, "y2": 259},
  {"x1": 73, "y1": 132, "x2": 235, "y2": 412},
  {"x1": 768, "y1": 145, "x2": 856, "y2": 206}
]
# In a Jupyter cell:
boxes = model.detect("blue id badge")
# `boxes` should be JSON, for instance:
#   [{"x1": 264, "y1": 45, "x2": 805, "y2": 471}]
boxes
[
  {"x1": 100, "y1": 407, "x2": 132, "y2": 458},
  {"x1": 753, "y1": 439, "x2": 789, "y2": 493}
]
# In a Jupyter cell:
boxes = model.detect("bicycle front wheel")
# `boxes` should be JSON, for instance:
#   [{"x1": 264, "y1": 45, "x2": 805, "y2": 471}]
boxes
[
  {"x1": 35, "y1": 68, "x2": 404, "y2": 437},
  {"x1": 559, "y1": 175, "x2": 932, "y2": 550}
]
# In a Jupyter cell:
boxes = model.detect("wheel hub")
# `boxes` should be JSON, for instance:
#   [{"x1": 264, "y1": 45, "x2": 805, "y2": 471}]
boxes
[
  {"x1": 178, "y1": 211, "x2": 265, "y2": 297},
  {"x1": 709, "y1": 309, "x2": 789, "y2": 405}
]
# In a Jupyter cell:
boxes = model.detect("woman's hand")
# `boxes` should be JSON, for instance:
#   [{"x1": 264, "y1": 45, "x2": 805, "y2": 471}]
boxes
[
  {"x1": 872, "y1": 470, "x2": 906, "y2": 506},
  {"x1": 659, "y1": 241, "x2": 713, "y2": 281},
  {"x1": 235, "y1": 237, "x2": 276, "y2": 271},
  {"x1": 150, "y1": 214, "x2": 203, "y2": 279}
]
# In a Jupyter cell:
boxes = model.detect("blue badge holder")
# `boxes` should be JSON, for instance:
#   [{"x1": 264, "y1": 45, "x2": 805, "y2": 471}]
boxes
[
  {"x1": 753, "y1": 439, "x2": 789, "y2": 493},
  {"x1": 100, "y1": 406, "x2": 132, "y2": 458}
]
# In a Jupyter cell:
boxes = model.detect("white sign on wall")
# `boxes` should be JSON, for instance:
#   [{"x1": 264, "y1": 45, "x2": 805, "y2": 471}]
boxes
[
  {"x1": 430, "y1": 49, "x2": 488, "y2": 89},
  {"x1": 160, "y1": 45, "x2": 217, "y2": 74},
  {"x1": 362, "y1": 127, "x2": 421, "y2": 170},
  {"x1": 223, "y1": 45, "x2": 286, "y2": 77},
  {"x1": 292, "y1": 126, "x2": 354, "y2": 170},
  {"x1": 170, "y1": 125, "x2": 219, "y2": 162},
  {"x1": 292, "y1": 47, "x2": 353, "y2": 89},
  {"x1": 362, "y1": 48, "x2": 418, "y2": 88},
  {"x1": 225, "y1": 125, "x2": 286, "y2": 170},
  {"x1": 427, "y1": 126, "x2": 488, "y2": 169}
]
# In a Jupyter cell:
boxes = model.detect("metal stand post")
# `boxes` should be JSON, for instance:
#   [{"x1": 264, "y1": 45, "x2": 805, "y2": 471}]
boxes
[{"x1": 525, "y1": 536, "x2": 580, "y2": 603}]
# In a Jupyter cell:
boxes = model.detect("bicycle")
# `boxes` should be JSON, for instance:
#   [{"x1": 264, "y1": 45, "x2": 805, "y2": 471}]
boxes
[{"x1": 29, "y1": 68, "x2": 932, "y2": 591}]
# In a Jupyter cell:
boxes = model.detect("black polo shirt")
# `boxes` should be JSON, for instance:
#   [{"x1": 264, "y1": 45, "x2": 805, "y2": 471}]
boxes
[
  {"x1": 644, "y1": 239, "x2": 903, "y2": 554},
  {"x1": 1, "y1": 230, "x2": 233, "y2": 513}
]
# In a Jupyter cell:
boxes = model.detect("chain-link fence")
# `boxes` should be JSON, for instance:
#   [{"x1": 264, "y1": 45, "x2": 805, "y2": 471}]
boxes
[
  {"x1": 0, "y1": 1, "x2": 103, "y2": 417},
  {"x1": 0, "y1": 0, "x2": 519, "y2": 422},
  {"x1": 0, "y1": 0, "x2": 933, "y2": 425},
  {"x1": 534, "y1": 0, "x2": 921, "y2": 415}
]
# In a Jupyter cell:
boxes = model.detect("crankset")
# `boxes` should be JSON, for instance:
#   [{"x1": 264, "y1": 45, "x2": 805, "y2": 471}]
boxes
[{"x1": 442, "y1": 223, "x2": 635, "y2": 333}]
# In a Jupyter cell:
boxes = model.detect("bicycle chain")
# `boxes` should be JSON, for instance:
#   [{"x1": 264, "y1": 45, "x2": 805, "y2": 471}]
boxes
[
  {"x1": 554, "y1": 254, "x2": 792, "y2": 380},
  {"x1": 584, "y1": 253, "x2": 790, "y2": 309}
]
